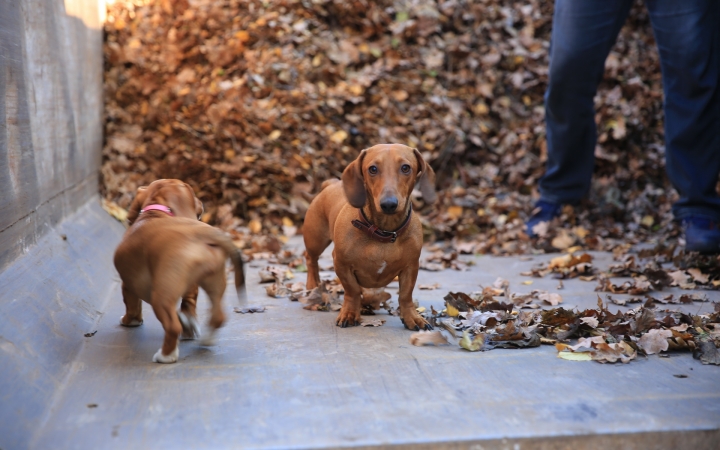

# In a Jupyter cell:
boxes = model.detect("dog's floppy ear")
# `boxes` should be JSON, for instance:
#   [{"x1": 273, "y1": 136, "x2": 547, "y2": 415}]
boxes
[
  {"x1": 342, "y1": 149, "x2": 367, "y2": 208},
  {"x1": 413, "y1": 148, "x2": 437, "y2": 204},
  {"x1": 184, "y1": 183, "x2": 204, "y2": 219},
  {"x1": 126, "y1": 186, "x2": 149, "y2": 225}
]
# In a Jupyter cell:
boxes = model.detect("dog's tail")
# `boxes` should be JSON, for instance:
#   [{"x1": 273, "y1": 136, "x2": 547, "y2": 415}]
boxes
[
  {"x1": 321, "y1": 178, "x2": 340, "y2": 190},
  {"x1": 199, "y1": 226, "x2": 247, "y2": 305}
]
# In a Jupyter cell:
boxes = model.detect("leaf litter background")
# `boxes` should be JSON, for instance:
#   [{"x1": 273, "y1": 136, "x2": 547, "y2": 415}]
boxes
[{"x1": 101, "y1": 0, "x2": 719, "y2": 363}]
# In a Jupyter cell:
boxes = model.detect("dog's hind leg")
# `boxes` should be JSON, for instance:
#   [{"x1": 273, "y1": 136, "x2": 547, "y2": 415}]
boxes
[
  {"x1": 120, "y1": 283, "x2": 143, "y2": 327},
  {"x1": 150, "y1": 285, "x2": 184, "y2": 363},
  {"x1": 304, "y1": 247, "x2": 327, "y2": 291},
  {"x1": 179, "y1": 285, "x2": 201, "y2": 340},
  {"x1": 303, "y1": 207, "x2": 332, "y2": 290},
  {"x1": 198, "y1": 268, "x2": 227, "y2": 347}
]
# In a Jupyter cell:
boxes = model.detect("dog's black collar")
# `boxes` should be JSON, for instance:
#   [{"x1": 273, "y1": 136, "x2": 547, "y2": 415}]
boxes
[{"x1": 352, "y1": 205, "x2": 412, "y2": 243}]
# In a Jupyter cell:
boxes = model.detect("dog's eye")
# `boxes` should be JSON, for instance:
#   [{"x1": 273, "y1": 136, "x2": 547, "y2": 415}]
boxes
[
  {"x1": 401, "y1": 164, "x2": 411, "y2": 174},
  {"x1": 368, "y1": 165, "x2": 378, "y2": 175}
]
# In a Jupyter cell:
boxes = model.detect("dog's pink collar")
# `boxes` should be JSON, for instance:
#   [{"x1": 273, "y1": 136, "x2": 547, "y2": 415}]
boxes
[{"x1": 140, "y1": 204, "x2": 174, "y2": 216}]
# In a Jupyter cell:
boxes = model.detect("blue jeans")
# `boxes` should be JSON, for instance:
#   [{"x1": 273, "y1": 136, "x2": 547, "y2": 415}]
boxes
[{"x1": 539, "y1": 0, "x2": 720, "y2": 220}]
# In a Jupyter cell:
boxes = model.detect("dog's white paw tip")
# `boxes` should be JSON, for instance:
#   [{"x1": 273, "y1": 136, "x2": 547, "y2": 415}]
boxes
[
  {"x1": 120, "y1": 316, "x2": 143, "y2": 327},
  {"x1": 199, "y1": 337, "x2": 217, "y2": 347},
  {"x1": 152, "y1": 347, "x2": 179, "y2": 364},
  {"x1": 199, "y1": 329, "x2": 217, "y2": 347}
]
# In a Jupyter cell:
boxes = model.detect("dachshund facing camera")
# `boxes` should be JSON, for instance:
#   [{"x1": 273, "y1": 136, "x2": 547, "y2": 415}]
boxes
[{"x1": 303, "y1": 144, "x2": 436, "y2": 329}]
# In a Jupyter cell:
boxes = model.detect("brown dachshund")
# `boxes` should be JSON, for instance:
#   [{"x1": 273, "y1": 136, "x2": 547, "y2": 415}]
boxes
[
  {"x1": 303, "y1": 144, "x2": 437, "y2": 329},
  {"x1": 113, "y1": 179, "x2": 245, "y2": 363}
]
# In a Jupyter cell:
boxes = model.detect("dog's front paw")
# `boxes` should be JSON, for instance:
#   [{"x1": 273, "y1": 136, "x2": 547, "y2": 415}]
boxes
[
  {"x1": 152, "y1": 346, "x2": 179, "y2": 364},
  {"x1": 335, "y1": 309, "x2": 362, "y2": 328},
  {"x1": 120, "y1": 315, "x2": 143, "y2": 327},
  {"x1": 178, "y1": 311, "x2": 201, "y2": 340},
  {"x1": 399, "y1": 311, "x2": 433, "y2": 331}
]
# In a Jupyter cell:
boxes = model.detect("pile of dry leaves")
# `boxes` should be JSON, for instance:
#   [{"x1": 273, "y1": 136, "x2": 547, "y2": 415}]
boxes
[
  {"x1": 250, "y1": 246, "x2": 720, "y2": 364},
  {"x1": 102, "y1": 0, "x2": 675, "y2": 255},
  {"x1": 415, "y1": 286, "x2": 720, "y2": 365}
]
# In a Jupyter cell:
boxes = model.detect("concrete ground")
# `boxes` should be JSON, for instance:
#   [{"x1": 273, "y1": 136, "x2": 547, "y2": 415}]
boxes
[{"x1": 30, "y1": 234, "x2": 720, "y2": 449}]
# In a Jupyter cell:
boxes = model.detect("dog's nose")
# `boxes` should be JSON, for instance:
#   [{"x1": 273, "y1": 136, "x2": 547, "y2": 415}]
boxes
[{"x1": 380, "y1": 197, "x2": 398, "y2": 214}]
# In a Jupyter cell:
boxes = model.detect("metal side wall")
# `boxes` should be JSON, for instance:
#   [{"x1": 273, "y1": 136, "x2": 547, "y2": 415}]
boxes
[
  {"x1": 0, "y1": 0, "x2": 104, "y2": 271},
  {"x1": 0, "y1": 1, "x2": 105, "y2": 448}
]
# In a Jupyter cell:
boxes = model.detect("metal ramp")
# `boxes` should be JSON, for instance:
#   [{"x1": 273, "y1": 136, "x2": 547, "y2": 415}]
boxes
[{"x1": 2, "y1": 201, "x2": 718, "y2": 449}]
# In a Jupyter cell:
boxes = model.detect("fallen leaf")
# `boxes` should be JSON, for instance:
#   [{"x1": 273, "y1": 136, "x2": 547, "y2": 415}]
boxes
[
  {"x1": 568, "y1": 336, "x2": 606, "y2": 351},
  {"x1": 259, "y1": 266, "x2": 284, "y2": 283},
  {"x1": 695, "y1": 339, "x2": 720, "y2": 365},
  {"x1": 641, "y1": 215, "x2": 654, "y2": 228},
  {"x1": 638, "y1": 329, "x2": 672, "y2": 355},
  {"x1": 573, "y1": 227, "x2": 589, "y2": 239},
  {"x1": 687, "y1": 268, "x2": 709, "y2": 284},
  {"x1": 444, "y1": 291, "x2": 479, "y2": 312},
  {"x1": 410, "y1": 330, "x2": 449, "y2": 346},
  {"x1": 531, "y1": 221, "x2": 549, "y2": 238},
  {"x1": 537, "y1": 292, "x2": 563, "y2": 306},
  {"x1": 551, "y1": 230, "x2": 575, "y2": 250},
  {"x1": 391, "y1": 90, "x2": 409, "y2": 102},
  {"x1": 446, "y1": 304, "x2": 460, "y2": 317},
  {"x1": 419, "y1": 261, "x2": 445, "y2": 271},
  {"x1": 460, "y1": 310, "x2": 502, "y2": 328},
  {"x1": 248, "y1": 219, "x2": 262, "y2": 234},
  {"x1": 447, "y1": 206, "x2": 463, "y2": 220},
  {"x1": 459, "y1": 330, "x2": 484, "y2": 351},
  {"x1": 608, "y1": 296, "x2": 643, "y2": 306},
  {"x1": 361, "y1": 318, "x2": 386, "y2": 327},
  {"x1": 668, "y1": 270, "x2": 689, "y2": 286},
  {"x1": 101, "y1": 199, "x2": 128, "y2": 223},
  {"x1": 678, "y1": 293, "x2": 708, "y2": 303},
  {"x1": 557, "y1": 351, "x2": 592, "y2": 361},
  {"x1": 297, "y1": 281, "x2": 342, "y2": 311},
  {"x1": 329, "y1": 130, "x2": 348, "y2": 144},
  {"x1": 590, "y1": 341, "x2": 636, "y2": 364},
  {"x1": 289, "y1": 281, "x2": 305, "y2": 292},
  {"x1": 671, "y1": 323, "x2": 689, "y2": 332},
  {"x1": 540, "y1": 308, "x2": 577, "y2": 327},
  {"x1": 492, "y1": 277, "x2": 510, "y2": 291},
  {"x1": 265, "y1": 282, "x2": 290, "y2": 298}
]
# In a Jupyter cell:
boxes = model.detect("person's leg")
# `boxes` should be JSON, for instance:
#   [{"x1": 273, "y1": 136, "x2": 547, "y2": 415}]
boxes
[
  {"x1": 646, "y1": 0, "x2": 720, "y2": 221},
  {"x1": 539, "y1": 0, "x2": 634, "y2": 205}
]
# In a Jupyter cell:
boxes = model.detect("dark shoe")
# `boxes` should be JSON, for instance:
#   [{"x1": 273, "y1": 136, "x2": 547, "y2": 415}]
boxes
[
  {"x1": 683, "y1": 216, "x2": 720, "y2": 254},
  {"x1": 526, "y1": 200, "x2": 562, "y2": 237}
]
